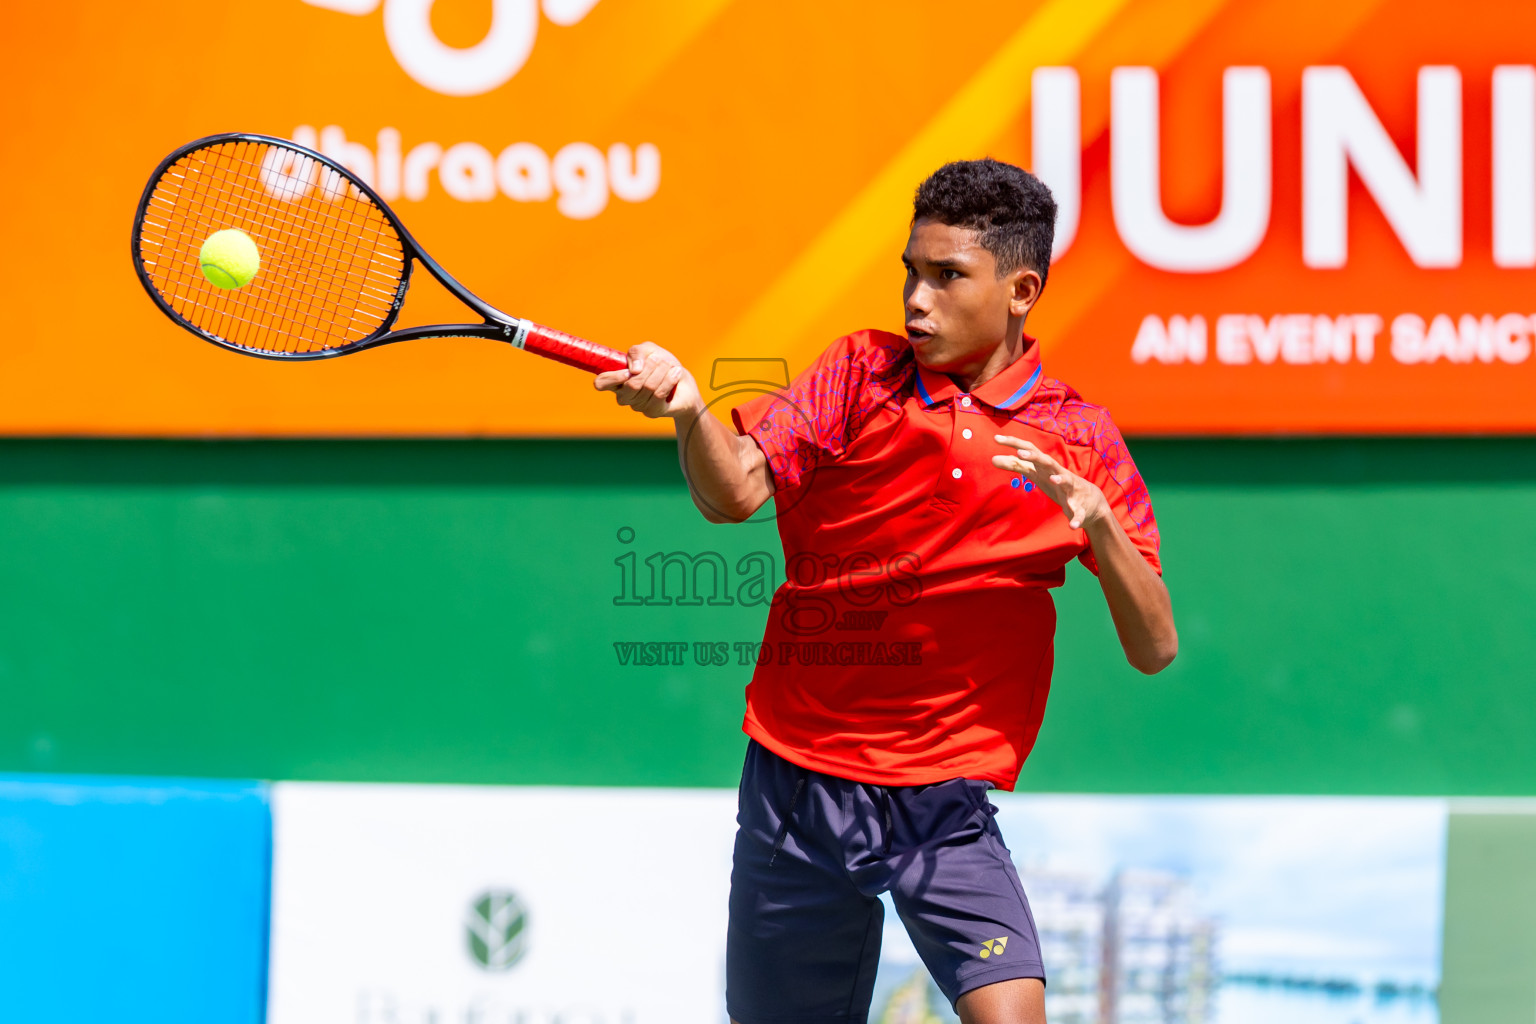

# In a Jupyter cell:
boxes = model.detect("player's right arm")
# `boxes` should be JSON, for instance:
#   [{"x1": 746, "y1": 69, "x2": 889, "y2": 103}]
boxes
[{"x1": 594, "y1": 342, "x2": 774, "y2": 523}]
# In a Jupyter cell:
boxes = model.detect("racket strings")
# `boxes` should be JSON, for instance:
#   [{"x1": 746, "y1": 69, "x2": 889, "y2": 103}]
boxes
[
  {"x1": 193, "y1": 142, "x2": 400, "y2": 346},
  {"x1": 212, "y1": 142, "x2": 398, "y2": 346},
  {"x1": 142, "y1": 166, "x2": 394, "y2": 352},
  {"x1": 136, "y1": 139, "x2": 405, "y2": 355}
]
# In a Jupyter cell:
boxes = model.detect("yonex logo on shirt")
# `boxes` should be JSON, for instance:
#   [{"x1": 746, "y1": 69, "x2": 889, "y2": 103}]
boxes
[{"x1": 979, "y1": 936, "x2": 1009, "y2": 959}]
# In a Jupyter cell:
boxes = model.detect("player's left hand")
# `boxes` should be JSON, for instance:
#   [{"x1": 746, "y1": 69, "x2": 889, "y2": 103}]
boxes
[{"x1": 992, "y1": 434, "x2": 1108, "y2": 530}]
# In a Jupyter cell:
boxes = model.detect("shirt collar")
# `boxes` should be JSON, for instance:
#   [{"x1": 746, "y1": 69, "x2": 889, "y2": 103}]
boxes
[{"x1": 914, "y1": 336, "x2": 1044, "y2": 412}]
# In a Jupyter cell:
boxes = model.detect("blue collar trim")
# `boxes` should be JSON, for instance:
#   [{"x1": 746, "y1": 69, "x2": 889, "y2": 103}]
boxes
[{"x1": 998, "y1": 364, "x2": 1043, "y2": 409}]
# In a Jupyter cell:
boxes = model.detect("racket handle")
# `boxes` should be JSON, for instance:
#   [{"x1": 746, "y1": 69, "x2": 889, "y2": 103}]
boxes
[{"x1": 519, "y1": 321, "x2": 628, "y2": 374}]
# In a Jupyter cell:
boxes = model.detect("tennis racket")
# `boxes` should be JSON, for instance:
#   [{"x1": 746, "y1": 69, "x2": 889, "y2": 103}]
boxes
[{"x1": 130, "y1": 132, "x2": 628, "y2": 373}]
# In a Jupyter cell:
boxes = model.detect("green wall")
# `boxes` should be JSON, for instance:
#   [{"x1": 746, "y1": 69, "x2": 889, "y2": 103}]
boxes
[{"x1": 0, "y1": 437, "x2": 1532, "y2": 793}]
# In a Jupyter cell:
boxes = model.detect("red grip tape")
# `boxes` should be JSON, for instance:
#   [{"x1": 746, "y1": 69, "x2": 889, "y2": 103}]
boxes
[{"x1": 523, "y1": 324, "x2": 627, "y2": 373}]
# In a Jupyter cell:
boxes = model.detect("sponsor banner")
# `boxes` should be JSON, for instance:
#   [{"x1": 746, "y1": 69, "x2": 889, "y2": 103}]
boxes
[
  {"x1": 7, "y1": 1, "x2": 1536, "y2": 435},
  {"x1": 0, "y1": 774, "x2": 271, "y2": 1024},
  {"x1": 266, "y1": 783, "x2": 736, "y2": 1024},
  {"x1": 269, "y1": 783, "x2": 1469, "y2": 1024}
]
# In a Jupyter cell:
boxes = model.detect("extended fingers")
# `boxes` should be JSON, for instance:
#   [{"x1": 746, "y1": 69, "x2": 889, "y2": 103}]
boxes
[
  {"x1": 995, "y1": 434, "x2": 1061, "y2": 468},
  {"x1": 993, "y1": 435, "x2": 1062, "y2": 482},
  {"x1": 992, "y1": 453, "x2": 1037, "y2": 476}
]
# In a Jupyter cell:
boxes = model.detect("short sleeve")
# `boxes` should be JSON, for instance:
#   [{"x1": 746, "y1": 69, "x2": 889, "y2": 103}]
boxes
[
  {"x1": 1074, "y1": 416, "x2": 1162, "y2": 576},
  {"x1": 729, "y1": 333, "x2": 871, "y2": 493}
]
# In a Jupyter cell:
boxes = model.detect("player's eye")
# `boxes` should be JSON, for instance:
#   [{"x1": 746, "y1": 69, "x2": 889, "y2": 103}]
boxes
[
  {"x1": 903, "y1": 263, "x2": 915, "y2": 277},
  {"x1": 942, "y1": 268, "x2": 962, "y2": 280}
]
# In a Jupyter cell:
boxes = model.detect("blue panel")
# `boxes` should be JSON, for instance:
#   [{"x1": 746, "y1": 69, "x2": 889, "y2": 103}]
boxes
[{"x1": 0, "y1": 774, "x2": 270, "y2": 1024}]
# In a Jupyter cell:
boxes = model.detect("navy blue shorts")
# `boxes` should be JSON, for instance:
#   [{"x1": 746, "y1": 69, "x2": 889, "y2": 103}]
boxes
[{"x1": 726, "y1": 740, "x2": 1045, "y2": 1024}]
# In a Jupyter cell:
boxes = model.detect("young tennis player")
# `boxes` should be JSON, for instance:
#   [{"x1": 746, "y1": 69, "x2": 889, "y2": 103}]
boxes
[{"x1": 595, "y1": 158, "x2": 1176, "y2": 1024}]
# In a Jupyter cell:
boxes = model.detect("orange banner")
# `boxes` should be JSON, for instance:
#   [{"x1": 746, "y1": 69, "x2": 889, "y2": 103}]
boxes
[{"x1": 3, "y1": 0, "x2": 1535, "y2": 435}]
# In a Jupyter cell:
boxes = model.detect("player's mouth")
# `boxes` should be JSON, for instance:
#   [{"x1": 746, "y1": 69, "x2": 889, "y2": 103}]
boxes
[{"x1": 906, "y1": 323, "x2": 936, "y2": 344}]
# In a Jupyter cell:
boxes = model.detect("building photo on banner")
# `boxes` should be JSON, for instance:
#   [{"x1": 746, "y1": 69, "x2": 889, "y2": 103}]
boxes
[{"x1": 3, "y1": 1, "x2": 1536, "y2": 1023}]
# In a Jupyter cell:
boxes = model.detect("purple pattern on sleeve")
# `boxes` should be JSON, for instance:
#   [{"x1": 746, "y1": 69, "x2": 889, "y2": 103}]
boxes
[
  {"x1": 751, "y1": 332, "x2": 914, "y2": 491},
  {"x1": 1011, "y1": 377, "x2": 1159, "y2": 546}
]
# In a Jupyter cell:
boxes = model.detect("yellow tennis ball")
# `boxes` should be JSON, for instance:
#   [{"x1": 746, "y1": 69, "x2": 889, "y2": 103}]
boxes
[{"x1": 199, "y1": 228, "x2": 260, "y2": 289}]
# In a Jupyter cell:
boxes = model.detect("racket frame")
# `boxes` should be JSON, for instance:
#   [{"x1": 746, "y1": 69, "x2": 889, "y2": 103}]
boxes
[{"x1": 131, "y1": 132, "x2": 561, "y2": 362}]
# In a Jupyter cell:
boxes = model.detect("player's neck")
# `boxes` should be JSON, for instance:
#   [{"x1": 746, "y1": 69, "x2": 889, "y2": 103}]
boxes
[{"x1": 945, "y1": 324, "x2": 1031, "y2": 392}]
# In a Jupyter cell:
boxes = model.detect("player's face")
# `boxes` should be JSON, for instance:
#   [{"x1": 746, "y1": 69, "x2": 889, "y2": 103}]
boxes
[{"x1": 902, "y1": 219, "x2": 1040, "y2": 373}]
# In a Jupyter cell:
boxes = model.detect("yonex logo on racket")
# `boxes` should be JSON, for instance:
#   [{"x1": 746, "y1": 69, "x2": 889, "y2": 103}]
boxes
[{"x1": 302, "y1": 0, "x2": 599, "y2": 96}]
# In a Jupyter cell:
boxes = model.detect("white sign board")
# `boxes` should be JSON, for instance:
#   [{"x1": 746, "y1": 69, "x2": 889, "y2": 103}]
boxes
[{"x1": 267, "y1": 784, "x2": 737, "y2": 1024}]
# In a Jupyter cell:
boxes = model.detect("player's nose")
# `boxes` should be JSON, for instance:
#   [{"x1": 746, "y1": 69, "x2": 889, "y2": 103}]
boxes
[{"x1": 904, "y1": 280, "x2": 932, "y2": 314}]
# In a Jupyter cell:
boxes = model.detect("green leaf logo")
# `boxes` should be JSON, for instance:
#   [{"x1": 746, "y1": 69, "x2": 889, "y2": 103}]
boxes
[{"x1": 466, "y1": 890, "x2": 529, "y2": 972}]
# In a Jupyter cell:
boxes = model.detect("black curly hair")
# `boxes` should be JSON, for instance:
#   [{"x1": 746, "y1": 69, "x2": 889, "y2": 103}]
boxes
[{"x1": 912, "y1": 158, "x2": 1057, "y2": 288}]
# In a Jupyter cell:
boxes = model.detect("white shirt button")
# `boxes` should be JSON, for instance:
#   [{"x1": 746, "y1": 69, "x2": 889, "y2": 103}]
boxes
[
  {"x1": 961, "y1": 396, "x2": 972, "y2": 408},
  {"x1": 952, "y1": 468, "x2": 963, "y2": 479},
  {"x1": 962, "y1": 428, "x2": 972, "y2": 439}
]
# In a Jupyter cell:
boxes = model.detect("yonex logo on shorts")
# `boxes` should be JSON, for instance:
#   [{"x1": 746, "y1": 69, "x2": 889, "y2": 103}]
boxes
[{"x1": 979, "y1": 936, "x2": 1009, "y2": 959}]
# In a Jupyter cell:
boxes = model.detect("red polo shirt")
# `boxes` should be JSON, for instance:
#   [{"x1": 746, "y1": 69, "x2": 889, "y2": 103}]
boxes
[{"x1": 730, "y1": 329, "x2": 1161, "y2": 789}]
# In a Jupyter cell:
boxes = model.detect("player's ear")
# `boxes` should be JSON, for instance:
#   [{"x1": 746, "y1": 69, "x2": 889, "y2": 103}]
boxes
[{"x1": 1009, "y1": 266, "x2": 1043, "y2": 317}]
